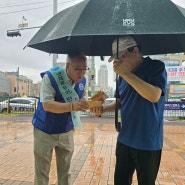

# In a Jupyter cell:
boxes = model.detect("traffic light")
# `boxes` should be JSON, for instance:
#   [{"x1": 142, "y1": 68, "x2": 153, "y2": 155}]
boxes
[{"x1": 7, "y1": 30, "x2": 21, "y2": 37}]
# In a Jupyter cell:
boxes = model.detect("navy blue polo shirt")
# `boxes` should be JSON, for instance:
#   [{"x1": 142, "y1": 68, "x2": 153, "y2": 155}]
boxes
[{"x1": 116, "y1": 57, "x2": 167, "y2": 150}]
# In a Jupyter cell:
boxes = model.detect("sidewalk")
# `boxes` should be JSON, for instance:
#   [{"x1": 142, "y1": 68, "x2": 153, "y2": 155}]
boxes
[{"x1": 0, "y1": 115, "x2": 185, "y2": 185}]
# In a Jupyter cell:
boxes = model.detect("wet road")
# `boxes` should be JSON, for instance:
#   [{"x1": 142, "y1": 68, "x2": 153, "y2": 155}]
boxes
[{"x1": 0, "y1": 115, "x2": 185, "y2": 185}]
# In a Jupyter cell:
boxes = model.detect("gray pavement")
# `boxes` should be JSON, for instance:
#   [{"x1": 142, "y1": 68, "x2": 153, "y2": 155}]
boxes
[{"x1": 0, "y1": 115, "x2": 185, "y2": 185}]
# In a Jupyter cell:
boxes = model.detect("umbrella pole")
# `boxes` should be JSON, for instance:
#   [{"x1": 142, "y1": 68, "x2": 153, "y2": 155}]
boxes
[{"x1": 115, "y1": 37, "x2": 121, "y2": 132}]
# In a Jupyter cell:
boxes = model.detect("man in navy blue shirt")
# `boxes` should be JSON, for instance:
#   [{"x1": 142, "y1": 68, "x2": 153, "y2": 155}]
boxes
[{"x1": 91, "y1": 36, "x2": 167, "y2": 185}]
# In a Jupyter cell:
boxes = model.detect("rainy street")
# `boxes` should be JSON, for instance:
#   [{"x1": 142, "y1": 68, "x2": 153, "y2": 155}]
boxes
[{"x1": 0, "y1": 115, "x2": 185, "y2": 185}]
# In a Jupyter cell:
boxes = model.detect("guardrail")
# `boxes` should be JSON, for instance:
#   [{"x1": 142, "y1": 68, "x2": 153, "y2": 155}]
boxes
[
  {"x1": 164, "y1": 101, "x2": 185, "y2": 119},
  {"x1": 79, "y1": 101, "x2": 185, "y2": 119},
  {"x1": 0, "y1": 98, "x2": 37, "y2": 114},
  {"x1": 1, "y1": 99, "x2": 185, "y2": 119}
]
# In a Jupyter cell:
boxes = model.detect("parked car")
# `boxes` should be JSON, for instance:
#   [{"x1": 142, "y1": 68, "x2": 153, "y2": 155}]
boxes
[{"x1": 0, "y1": 97, "x2": 37, "y2": 113}]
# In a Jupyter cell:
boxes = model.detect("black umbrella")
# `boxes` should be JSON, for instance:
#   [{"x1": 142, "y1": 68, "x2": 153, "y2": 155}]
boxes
[
  {"x1": 27, "y1": 0, "x2": 185, "y2": 56},
  {"x1": 27, "y1": 0, "x2": 185, "y2": 132}
]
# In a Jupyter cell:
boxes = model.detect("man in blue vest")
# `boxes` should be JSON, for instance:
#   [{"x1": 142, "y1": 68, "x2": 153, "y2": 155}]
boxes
[
  {"x1": 91, "y1": 36, "x2": 167, "y2": 185},
  {"x1": 32, "y1": 52, "x2": 89, "y2": 185}
]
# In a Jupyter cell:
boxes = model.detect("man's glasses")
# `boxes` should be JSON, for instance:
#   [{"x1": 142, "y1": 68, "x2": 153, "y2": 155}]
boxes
[{"x1": 68, "y1": 63, "x2": 89, "y2": 71}]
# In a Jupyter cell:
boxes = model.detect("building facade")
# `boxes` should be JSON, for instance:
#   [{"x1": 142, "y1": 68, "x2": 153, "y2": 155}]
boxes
[
  {"x1": 0, "y1": 71, "x2": 40, "y2": 97},
  {"x1": 98, "y1": 65, "x2": 108, "y2": 92},
  {"x1": 151, "y1": 53, "x2": 185, "y2": 100},
  {"x1": 0, "y1": 71, "x2": 10, "y2": 96}
]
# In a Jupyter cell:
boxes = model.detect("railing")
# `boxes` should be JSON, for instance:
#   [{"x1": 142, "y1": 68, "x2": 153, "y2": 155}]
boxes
[
  {"x1": 0, "y1": 97, "x2": 37, "y2": 115},
  {"x1": 0, "y1": 98, "x2": 185, "y2": 120},
  {"x1": 164, "y1": 101, "x2": 185, "y2": 119},
  {"x1": 79, "y1": 101, "x2": 185, "y2": 120},
  {"x1": 79, "y1": 110, "x2": 117, "y2": 117},
  {"x1": 79, "y1": 110, "x2": 185, "y2": 119}
]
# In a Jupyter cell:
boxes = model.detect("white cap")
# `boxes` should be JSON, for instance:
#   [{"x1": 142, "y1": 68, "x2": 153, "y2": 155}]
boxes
[{"x1": 108, "y1": 36, "x2": 137, "y2": 62}]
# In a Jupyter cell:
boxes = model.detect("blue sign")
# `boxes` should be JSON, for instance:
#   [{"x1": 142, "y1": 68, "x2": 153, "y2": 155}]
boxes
[{"x1": 164, "y1": 102, "x2": 185, "y2": 110}]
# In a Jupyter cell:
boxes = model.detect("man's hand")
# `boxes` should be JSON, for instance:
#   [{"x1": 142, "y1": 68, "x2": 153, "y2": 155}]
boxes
[
  {"x1": 72, "y1": 99, "x2": 89, "y2": 112},
  {"x1": 113, "y1": 58, "x2": 131, "y2": 76}
]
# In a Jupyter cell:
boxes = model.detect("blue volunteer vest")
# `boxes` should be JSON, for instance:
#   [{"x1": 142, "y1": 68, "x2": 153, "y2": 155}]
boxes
[{"x1": 32, "y1": 66, "x2": 86, "y2": 134}]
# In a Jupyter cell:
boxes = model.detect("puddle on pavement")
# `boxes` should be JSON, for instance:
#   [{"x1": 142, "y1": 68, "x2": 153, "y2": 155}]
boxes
[{"x1": 0, "y1": 120, "x2": 32, "y2": 143}]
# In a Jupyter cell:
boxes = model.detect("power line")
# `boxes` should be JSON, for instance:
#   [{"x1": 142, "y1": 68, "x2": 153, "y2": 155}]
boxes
[
  {"x1": 0, "y1": 1, "x2": 52, "y2": 8},
  {"x1": 0, "y1": 0, "x2": 36, "y2": 7},
  {"x1": 0, "y1": 5, "x2": 52, "y2": 15},
  {"x1": 0, "y1": 0, "x2": 38, "y2": 8},
  {"x1": 0, "y1": 0, "x2": 77, "y2": 15},
  {"x1": 0, "y1": 0, "x2": 54, "y2": 7}
]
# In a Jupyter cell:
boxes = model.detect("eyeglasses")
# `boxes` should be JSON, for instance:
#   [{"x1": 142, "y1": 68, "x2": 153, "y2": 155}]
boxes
[{"x1": 68, "y1": 63, "x2": 89, "y2": 71}]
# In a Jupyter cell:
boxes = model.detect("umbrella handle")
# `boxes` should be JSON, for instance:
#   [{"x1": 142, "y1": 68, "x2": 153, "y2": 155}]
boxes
[
  {"x1": 115, "y1": 73, "x2": 121, "y2": 132},
  {"x1": 115, "y1": 37, "x2": 121, "y2": 132}
]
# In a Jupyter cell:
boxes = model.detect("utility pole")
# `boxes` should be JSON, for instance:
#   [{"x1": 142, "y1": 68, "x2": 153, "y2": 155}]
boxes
[
  {"x1": 16, "y1": 67, "x2": 19, "y2": 97},
  {"x1": 53, "y1": 0, "x2": 58, "y2": 67}
]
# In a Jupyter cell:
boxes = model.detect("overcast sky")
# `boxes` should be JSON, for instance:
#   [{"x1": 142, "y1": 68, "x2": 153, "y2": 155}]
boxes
[{"x1": 0, "y1": 0, "x2": 185, "y2": 88}]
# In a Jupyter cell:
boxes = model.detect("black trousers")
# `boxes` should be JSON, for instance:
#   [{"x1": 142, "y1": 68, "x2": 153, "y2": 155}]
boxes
[{"x1": 114, "y1": 142, "x2": 162, "y2": 185}]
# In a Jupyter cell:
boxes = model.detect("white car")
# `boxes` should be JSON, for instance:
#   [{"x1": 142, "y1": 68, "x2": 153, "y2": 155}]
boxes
[{"x1": 0, "y1": 97, "x2": 37, "y2": 113}]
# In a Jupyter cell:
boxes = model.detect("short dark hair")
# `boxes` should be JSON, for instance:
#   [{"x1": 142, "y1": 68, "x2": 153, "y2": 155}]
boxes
[{"x1": 67, "y1": 51, "x2": 87, "y2": 63}]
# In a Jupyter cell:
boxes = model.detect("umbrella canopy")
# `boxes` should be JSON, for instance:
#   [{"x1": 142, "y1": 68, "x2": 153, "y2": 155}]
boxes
[{"x1": 27, "y1": 0, "x2": 185, "y2": 56}]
